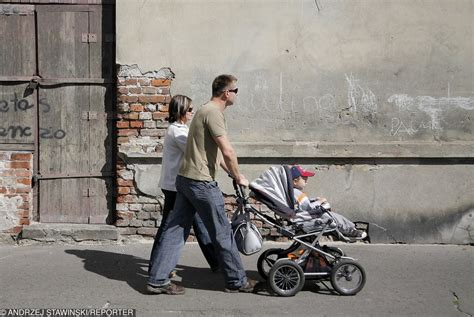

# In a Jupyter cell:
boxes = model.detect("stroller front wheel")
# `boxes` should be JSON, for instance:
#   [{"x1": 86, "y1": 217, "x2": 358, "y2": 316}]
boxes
[
  {"x1": 268, "y1": 259, "x2": 305, "y2": 297},
  {"x1": 330, "y1": 259, "x2": 366, "y2": 296}
]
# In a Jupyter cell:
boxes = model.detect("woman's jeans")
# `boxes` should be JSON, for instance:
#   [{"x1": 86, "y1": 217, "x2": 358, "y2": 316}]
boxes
[
  {"x1": 148, "y1": 176, "x2": 247, "y2": 288},
  {"x1": 149, "y1": 189, "x2": 219, "y2": 272}
]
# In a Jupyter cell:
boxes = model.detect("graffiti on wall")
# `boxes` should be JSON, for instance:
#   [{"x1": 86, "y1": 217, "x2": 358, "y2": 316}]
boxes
[
  {"x1": 0, "y1": 92, "x2": 66, "y2": 140},
  {"x1": 228, "y1": 72, "x2": 473, "y2": 140},
  {"x1": 388, "y1": 94, "x2": 473, "y2": 136}
]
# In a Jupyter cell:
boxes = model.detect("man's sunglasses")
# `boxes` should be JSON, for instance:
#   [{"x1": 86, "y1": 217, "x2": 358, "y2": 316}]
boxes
[
  {"x1": 187, "y1": 107, "x2": 194, "y2": 112},
  {"x1": 227, "y1": 88, "x2": 238, "y2": 94}
]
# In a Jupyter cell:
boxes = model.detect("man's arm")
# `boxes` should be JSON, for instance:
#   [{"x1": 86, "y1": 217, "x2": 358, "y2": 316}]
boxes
[{"x1": 214, "y1": 134, "x2": 248, "y2": 186}]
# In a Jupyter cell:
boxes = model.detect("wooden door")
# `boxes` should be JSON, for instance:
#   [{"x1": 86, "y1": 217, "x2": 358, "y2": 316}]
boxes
[{"x1": 35, "y1": 4, "x2": 115, "y2": 223}]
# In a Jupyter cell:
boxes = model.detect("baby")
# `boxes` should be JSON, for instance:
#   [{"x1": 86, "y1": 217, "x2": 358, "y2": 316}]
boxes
[{"x1": 291, "y1": 165, "x2": 367, "y2": 239}]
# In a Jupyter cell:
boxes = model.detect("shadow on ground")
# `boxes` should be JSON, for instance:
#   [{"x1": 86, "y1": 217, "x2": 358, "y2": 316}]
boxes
[
  {"x1": 64, "y1": 249, "x2": 337, "y2": 297},
  {"x1": 64, "y1": 249, "x2": 270, "y2": 295}
]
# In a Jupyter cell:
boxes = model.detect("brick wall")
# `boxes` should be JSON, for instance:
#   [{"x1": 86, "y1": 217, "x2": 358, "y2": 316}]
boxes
[
  {"x1": 0, "y1": 151, "x2": 33, "y2": 235},
  {"x1": 115, "y1": 68, "x2": 171, "y2": 238}
]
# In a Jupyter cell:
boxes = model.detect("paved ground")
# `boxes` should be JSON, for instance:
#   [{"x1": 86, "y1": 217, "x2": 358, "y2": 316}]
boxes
[{"x1": 0, "y1": 242, "x2": 472, "y2": 317}]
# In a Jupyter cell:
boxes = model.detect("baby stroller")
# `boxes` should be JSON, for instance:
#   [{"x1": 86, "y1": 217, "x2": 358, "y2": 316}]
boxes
[{"x1": 232, "y1": 165, "x2": 369, "y2": 297}]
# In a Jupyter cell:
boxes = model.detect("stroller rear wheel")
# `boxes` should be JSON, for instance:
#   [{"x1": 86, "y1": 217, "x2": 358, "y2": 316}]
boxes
[
  {"x1": 268, "y1": 259, "x2": 305, "y2": 297},
  {"x1": 330, "y1": 259, "x2": 366, "y2": 296},
  {"x1": 257, "y1": 248, "x2": 284, "y2": 280}
]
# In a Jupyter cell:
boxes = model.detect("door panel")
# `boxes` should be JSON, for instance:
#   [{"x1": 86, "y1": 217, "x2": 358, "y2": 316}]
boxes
[
  {"x1": 35, "y1": 5, "x2": 115, "y2": 224},
  {"x1": 0, "y1": 6, "x2": 36, "y2": 145}
]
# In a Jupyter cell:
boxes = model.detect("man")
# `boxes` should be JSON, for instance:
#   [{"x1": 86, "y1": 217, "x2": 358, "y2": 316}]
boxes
[{"x1": 147, "y1": 74, "x2": 257, "y2": 295}]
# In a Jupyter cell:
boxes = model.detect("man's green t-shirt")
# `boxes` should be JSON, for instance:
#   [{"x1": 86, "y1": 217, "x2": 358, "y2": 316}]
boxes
[{"x1": 178, "y1": 101, "x2": 227, "y2": 181}]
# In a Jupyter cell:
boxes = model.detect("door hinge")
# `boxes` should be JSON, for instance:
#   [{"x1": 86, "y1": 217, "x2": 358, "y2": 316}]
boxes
[
  {"x1": 81, "y1": 33, "x2": 97, "y2": 43},
  {"x1": 82, "y1": 188, "x2": 96, "y2": 197},
  {"x1": 81, "y1": 111, "x2": 98, "y2": 120}
]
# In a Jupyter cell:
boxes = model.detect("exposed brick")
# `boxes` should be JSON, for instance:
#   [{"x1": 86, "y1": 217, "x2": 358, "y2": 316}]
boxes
[
  {"x1": 17, "y1": 178, "x2": 32, "y2": 186},
  {"x1": 130, "y1": 103, "x2": 144, "y2": 112},
  {"x1": 140, "y1": 129, "x2": 165, "y2": 137},
  {"x1": 118, "y1": 129, "x2": 139, "y2": 137},
  {"x1": 19, "y1": 218, "x2": 30, "y2": 225},
  {"x1": 118, "y1": 186, "x2": 131, "y2": 195},
  {"x1": 142, "y1": 86, "x2": 158, "y2": 94},
  {"x1": 138, "y1": 78, "x2": 151, "y2": 86},
  {"x1": 117, "y1": 87, "x2": 129, "y2": 94},
  {"x1": 17, "y1": 209, "x2": 30, "y2": 218},
  {"x1": 118, "y1": 227, "x2": 137, "y2": 235},
  {"x1": 117, "y1": 137, "x2": 129, "y2": 144},
  {"x1": 9, "y1": 188, "x2": 31, "y2": 194},
  {"x1": 117, "y1": 178, "x2": 134, "y2": 187},
  {"x1": 143, "y1": 121, "x2": 156, "y2": 129},
  {"x1": 151, "y1": 79, "x2": 171, "y2": 87},
  {"x1": 140, "y1": 95, "x2": 170, "y2": 104},
  {"x1": 116, "y1": 219, "x2": 130, "y2": 227},
  {"x1": 142, "y1": 220, "x2": 156, "y2": 227},
  {"x1": 15, "y1": 169, "x2": 32, "y2": 177},
  {"x1": 124, "y1": 79, "x2": 138, "y2": 85},
  {"x1": 137, "y1": 211, "x2": 150, "y2": 219},
  {"x1": 156, "y1": 120, "x2": 169, "y2": 128},
  {"x1": 0, "y1": 187, "x2": 7, "y2": 193},
  {"x1": 158, "y1": 104, "x2": 169, "y2": 112},
  {"x1": 117, "y1": 195, "x2": 136, "y2": 203},
  {"x1": 118, "y1": 95, "x2": 139, "y2": 103},
  {"x1": 116, "y1": 203, "x2": 129, "y2": 211},
  {"x1": 129, "y1": 87, "x2": 142, "y2": 94},
  {"x1": 139, "y1": 112, "x2": 153, "y2": 120},
  {"x1": 157, "y1": 87, "x2": 170, "y2": 95},
  {"x1": 152, "y1": 112, "x2": 169, "y2": 120},
  {"x1": 11, "y1": 153, "x2": 32, "y2": 161},
  {"x1": 129, "y1": 204, "x2": 143, "y2": 211},
  {"x1": 137, "y1": 227, "x2": 158, "y2": 236},
  {"x1": 130, "y1": 121, "x2": 143, "y2": 128},
  {"x1": 130, "y1": 219, "x2": 143, "y2": 227},
  {"x1": 116, "y1": 121, "x2": 130, "y2": 129},
  {"x1": 117, "y1": 211, "x2": 134, "y2": 220},
  {"x1": 10, "y1": 162, "x2": 31, "y2": 169},
  {"x1": 125, "y1": 112, "x2": 139, "y2": 120}
]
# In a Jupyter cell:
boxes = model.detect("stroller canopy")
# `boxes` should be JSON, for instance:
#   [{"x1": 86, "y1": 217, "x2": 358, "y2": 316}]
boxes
[{"x1": 249, "y1": 166, "x2": 296, "y2": 219}]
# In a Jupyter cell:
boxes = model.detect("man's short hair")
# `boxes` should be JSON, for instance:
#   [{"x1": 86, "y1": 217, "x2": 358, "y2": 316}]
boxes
[{"x1": 212, "y1": 74, "x2": 237, "y2": 97}]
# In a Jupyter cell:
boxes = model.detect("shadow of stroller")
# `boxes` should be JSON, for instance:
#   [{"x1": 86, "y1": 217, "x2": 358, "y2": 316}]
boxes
[{"x1": 65, "y1": 249, "x2": 150, "y2": 294}]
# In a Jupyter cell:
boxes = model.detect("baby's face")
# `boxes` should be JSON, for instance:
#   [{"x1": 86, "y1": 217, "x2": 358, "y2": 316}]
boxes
[{"x1": 293, "y1": 176, "x2": 308, "y2": 190}]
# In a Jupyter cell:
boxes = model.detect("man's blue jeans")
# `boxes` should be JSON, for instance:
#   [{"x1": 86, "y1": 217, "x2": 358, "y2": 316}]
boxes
[{"x1": 148, "y1": 175, "x2": 247, "y2": 289}]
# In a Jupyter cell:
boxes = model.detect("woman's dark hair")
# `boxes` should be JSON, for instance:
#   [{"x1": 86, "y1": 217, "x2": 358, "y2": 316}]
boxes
[
  {"x1": 168, "y1": 94, "x2": 192, "y2": 123},
  {"x1": 212, "y1": 74, "x2": 237, "y2": 97}
]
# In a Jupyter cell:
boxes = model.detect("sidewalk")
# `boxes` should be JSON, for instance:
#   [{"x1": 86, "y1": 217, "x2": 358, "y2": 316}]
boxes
[{"x1": 0, "y1": 242, "x2": 472, "y2": 317}]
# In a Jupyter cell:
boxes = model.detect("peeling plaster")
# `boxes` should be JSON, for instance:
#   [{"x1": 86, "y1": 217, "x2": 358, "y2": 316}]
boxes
[{"x1": 117, "y1": 64, "x2": 175, "y2": 79}]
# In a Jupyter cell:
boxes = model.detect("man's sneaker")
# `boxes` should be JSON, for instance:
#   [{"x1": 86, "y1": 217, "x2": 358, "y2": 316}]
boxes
[
  {"x1": 224, "y1": 278, "x2": 258, "y2": 293},
  {"x1": 147, "y1": 282, "x2": 185, "y2": 295}
]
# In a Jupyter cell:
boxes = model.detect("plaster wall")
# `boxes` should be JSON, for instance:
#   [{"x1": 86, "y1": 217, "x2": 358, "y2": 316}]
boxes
[{"x1": 116, "y1": 0, "x2": 473, "y2": 243}]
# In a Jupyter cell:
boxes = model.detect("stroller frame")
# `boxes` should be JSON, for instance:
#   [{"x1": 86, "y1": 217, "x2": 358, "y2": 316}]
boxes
[{"x1": 231, "y1": 168, "x2": 367, "y2": 297}]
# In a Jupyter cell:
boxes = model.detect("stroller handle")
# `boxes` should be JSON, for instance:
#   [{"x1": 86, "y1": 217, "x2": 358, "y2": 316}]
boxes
[{"x1": 231, "y1": 177, "x2": 248, "y2": 198}]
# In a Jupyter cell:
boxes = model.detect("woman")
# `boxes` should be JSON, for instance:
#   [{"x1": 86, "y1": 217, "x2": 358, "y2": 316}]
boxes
[{"x1": 150, "y1": 94, "x2": 219, "y2": 274}]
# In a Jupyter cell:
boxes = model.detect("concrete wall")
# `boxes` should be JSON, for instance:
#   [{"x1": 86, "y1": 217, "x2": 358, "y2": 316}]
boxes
[{"x1": 116, "y1": 0, "x2": 473, "y2": 243}]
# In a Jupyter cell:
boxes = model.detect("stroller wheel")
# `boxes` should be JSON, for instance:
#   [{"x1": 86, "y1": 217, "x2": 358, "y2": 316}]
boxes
[
  {"x1": 330, "y1": 259, "x2": 366, "y2": 296},
  {"x1": 257, "y1": 248, "x2": 284, "y2": 280},
  {"x1": 268, "y1": 259, "x2": 305, "y2": 297}
]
